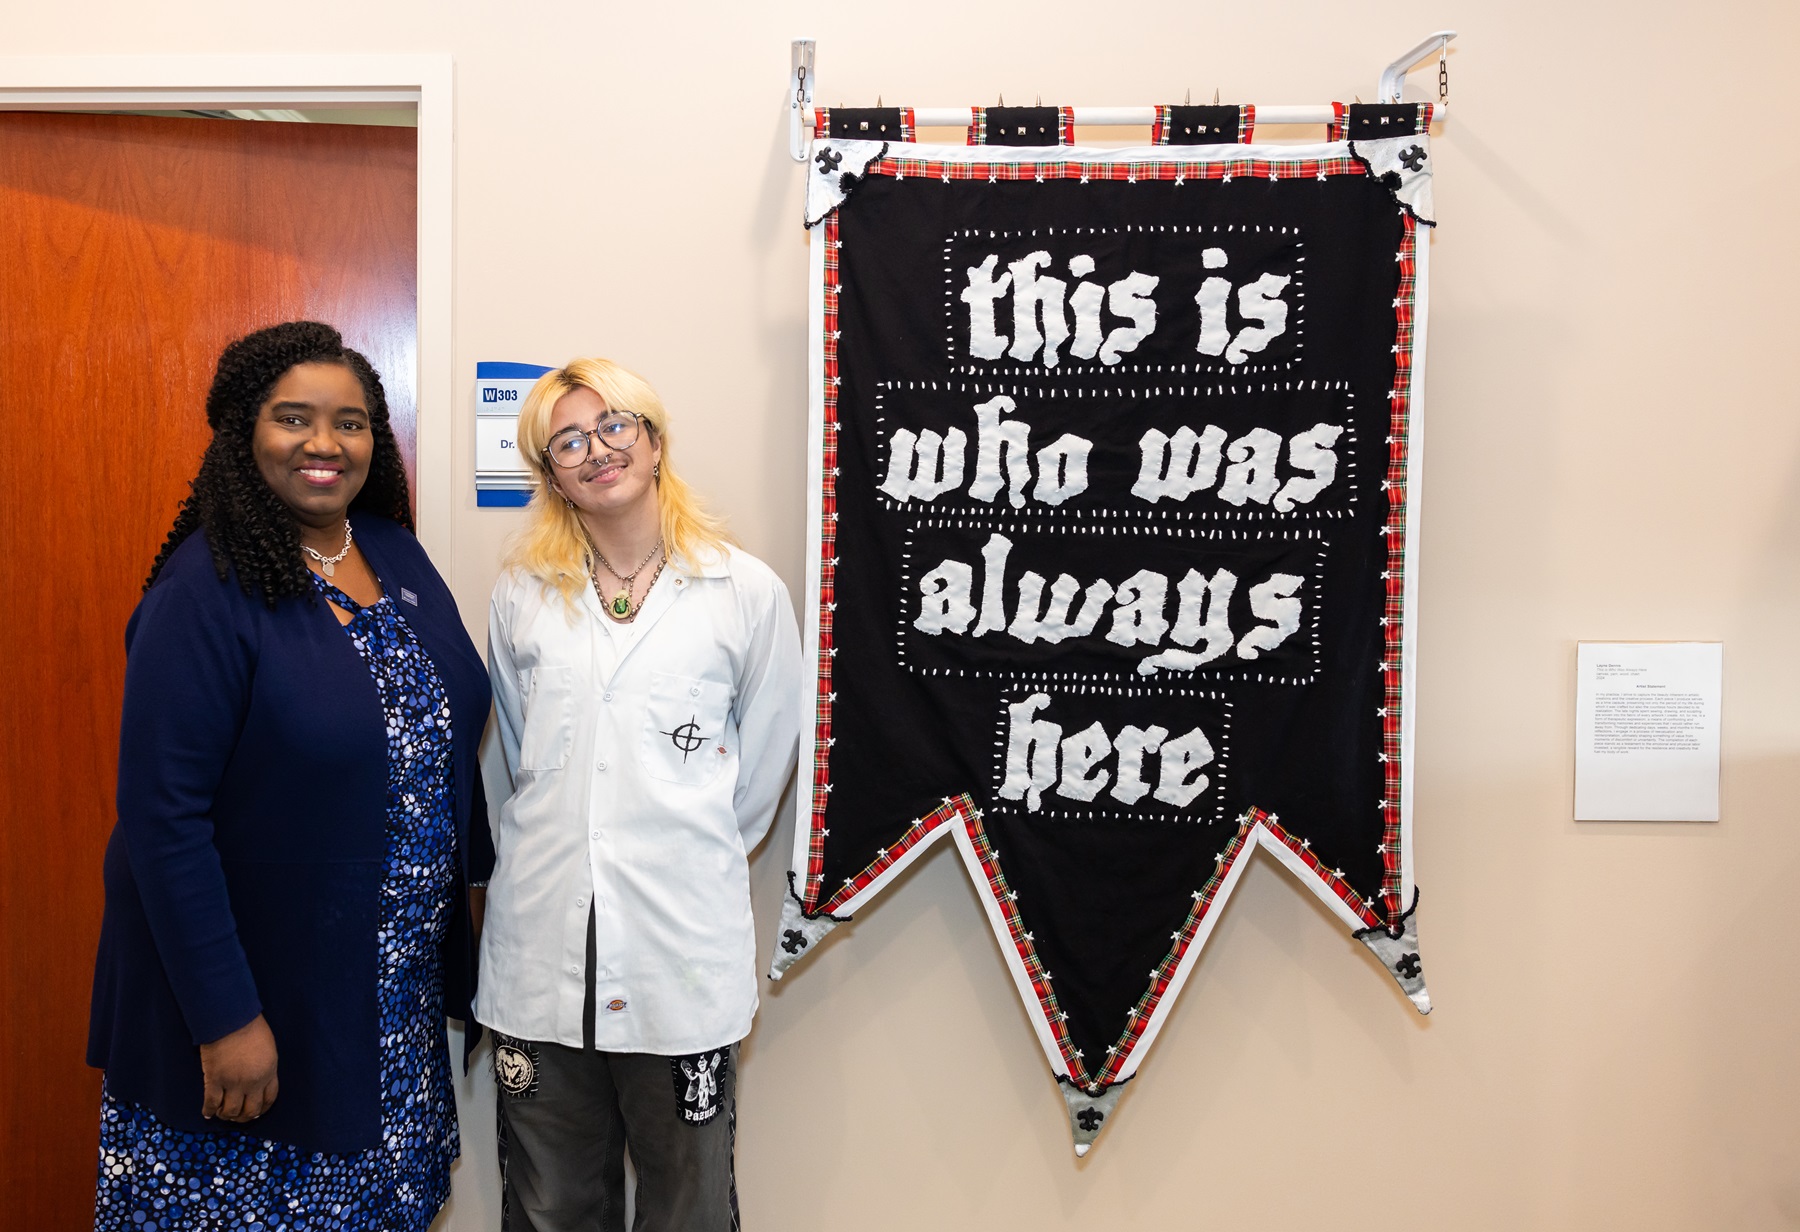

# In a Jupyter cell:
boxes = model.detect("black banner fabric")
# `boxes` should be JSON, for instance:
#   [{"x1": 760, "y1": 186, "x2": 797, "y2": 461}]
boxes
[{"x1": 778, "y1": 130, "x2": 1436, "y2": 1153}]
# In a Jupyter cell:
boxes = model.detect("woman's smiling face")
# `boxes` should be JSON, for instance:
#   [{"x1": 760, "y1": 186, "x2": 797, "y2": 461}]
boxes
[{"x1": 250, "y1": 362, "x2": 374, "y2": 528}]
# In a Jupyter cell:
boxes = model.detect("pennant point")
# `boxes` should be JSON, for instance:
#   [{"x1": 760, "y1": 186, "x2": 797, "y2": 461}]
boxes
[{"x1": 768, "y1": 891, "x2": 843, "y2": 979}]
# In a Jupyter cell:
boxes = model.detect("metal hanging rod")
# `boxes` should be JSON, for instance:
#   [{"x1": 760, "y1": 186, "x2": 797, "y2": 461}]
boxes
[{"x1": 789, "y1": 31, "x2": 1456, "y2": 161}]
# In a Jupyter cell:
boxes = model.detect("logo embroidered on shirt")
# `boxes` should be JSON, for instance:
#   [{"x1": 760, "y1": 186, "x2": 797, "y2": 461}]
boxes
[
  {"x1": 669, "y1": 1049, "x2": 728, "y2": 1126},
  {"x1": 605, "y1": 998, "x2": 628, "y2": 1013},
  {"x1": 661, "y1": 715, "x2": 710, "y2": 763},
  {"x1": 493, "y1": 1035, "x2": 540, "y2": 1098}
]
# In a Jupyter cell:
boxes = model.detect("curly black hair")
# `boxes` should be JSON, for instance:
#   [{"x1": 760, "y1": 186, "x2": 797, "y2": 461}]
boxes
[{"x1": 145, "y1": 320, "x2": 414, "y2": 603}]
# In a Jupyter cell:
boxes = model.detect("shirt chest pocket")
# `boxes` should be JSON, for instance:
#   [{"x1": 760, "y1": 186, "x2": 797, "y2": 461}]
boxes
[
  {"x1": 642, "y1": 671, "x2": 733, "y2": 787},
  {"x1": 517, "y1": 665, "x2": 575, "y2": 774}
]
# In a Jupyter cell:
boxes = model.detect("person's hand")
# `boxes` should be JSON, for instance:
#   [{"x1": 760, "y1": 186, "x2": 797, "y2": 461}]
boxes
[{"x1": 199, "y1": 1014, "x2": 279, "y2": 1122}]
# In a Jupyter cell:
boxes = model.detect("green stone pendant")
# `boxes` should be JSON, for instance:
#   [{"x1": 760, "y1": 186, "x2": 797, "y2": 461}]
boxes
[{"x1": 609, "y1": 591, "x2": 633, "y2": 618}]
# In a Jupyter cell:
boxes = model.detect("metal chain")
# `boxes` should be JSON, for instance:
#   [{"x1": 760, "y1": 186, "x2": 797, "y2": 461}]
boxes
[
  {"x1": 795, "y1": 65, "x2": 808, "y2": 109},
  {"x1": 1438, "y1": 50, "x2": 1449, "y2": 106}
]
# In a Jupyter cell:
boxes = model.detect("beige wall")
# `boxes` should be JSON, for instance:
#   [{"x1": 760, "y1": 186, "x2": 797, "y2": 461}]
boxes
[{"x1": 20, "y1": 0, "x2": 1800, "y2": 1226}]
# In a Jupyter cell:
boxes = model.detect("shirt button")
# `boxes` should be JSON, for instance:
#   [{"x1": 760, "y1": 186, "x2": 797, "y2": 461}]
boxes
[
  {"x1": 597, "y1": 760, "x2": 608, "y2": 771},
  {"x1": 590, "y1": 830, "x2": 600, "y2": 840},
  {"x1": 568, "y1": 965, "x2": 580, "y2": 975},
  {"x1": 689, "y1": 685, "x2": 700, "y2": 697},
  {"x1": 575, "y1": 897, "x2": 585, "y2": 908},
  {"x1": 603, "y1": 691, "x2": 614, "y2": 702}
]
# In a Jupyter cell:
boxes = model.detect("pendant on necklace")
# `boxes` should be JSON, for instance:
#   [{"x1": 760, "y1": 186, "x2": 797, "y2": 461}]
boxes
[
  {"x1": 323, "y1": 561, "x2": 336, "y2": 578},
  {"x1": 610, "y1": 590, "x2": 633, "y2": 618}
]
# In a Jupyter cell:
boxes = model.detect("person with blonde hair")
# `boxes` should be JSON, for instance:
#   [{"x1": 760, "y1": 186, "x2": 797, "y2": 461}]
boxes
[{"x1": 477, "y1": 357, "x2": 799, "y2": 1232}]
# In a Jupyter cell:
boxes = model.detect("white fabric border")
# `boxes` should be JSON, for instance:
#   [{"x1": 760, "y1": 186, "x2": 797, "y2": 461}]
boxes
[
  {"x1": 829, "y1": 808, "x2": 960, "y2": 915},
  {"x1": 1254, "y1": 824, "x2": 1372, "y2": 931},
  {"x1": 786, "y1": 230, "x2": 828, "y2": 888},
  {"x1": 938, "y1": 813, "x2": 1335, "y2": 1087},
  {"x1": 1108, "y1": 822, "x2": 1263, "y2": 1082}
]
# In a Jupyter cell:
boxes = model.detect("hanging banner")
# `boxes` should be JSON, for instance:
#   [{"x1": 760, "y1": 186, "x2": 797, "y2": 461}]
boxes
[{"x1": 775, "y1": 103, "x2": 1438, "y2": 1154}]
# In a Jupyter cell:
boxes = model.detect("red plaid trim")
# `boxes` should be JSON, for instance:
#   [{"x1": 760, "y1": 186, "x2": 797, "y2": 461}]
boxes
[
  {"x1": 1059, "y1": 107, "x2": 1075, "y2": 145},
  {"x1": 813, "y1": 108, "x2": 828, "y2": 139},
  {"x1": 1240, "y1": 103, "x2": 1256, "y2": 142},
  {"x1": 1259, "y1": 811, "x2": 1383, "y2": 929},
  {"x1": 1378, "y1": 214, "x2": 1419, "y2": 928},
  {"x1": 1150, "y1": 104, "x2": 1169, "y2": 145},
  {"x1": 876, "y1": 151, "x2": 1364, "y2": 184},
  {"x1": 1082, "y1": 809, "x2": 1266, "y2": 1088},
  {"x1": 817, "y1": 794, "x2": 972, "y2": 915},
  {"x1": 965, "y1": 107, "x2": 982, "y2": 146},
  {"x1": 969, "y1": 806, "x2": 1270, "y2": 1092},
  {"x1": 1327, "y1": 101, "x2": 1347, "y2": 142},
  {"x1": 801, "y1": 212, "x2": 844, "y2": 912},
  {"x1": 1081, "y1": 807, "x2": 1382, "y2": 1090},
  {"x1": 963, "y1": 809, "x2": 1090, "y2": 1085}
]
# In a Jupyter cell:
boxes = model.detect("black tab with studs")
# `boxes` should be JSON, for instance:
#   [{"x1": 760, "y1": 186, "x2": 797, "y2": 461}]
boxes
[
  {"x1": 979, "y1": 106, "x2": 1066, "y2": 146},
  {"x1": 1157, "y1": 104, "x2": 1244, "y2": 145},
  {"x1": 826, "y1": 108, "x2": 909, "y2": 141},
  {"x1": 1342, "y1": 103, "x2": 1431, "y2": 138}
]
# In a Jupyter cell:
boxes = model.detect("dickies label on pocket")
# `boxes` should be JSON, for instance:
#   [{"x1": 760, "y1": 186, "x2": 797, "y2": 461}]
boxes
[{"x1": 668, "y1": 1048, "x2": 729, "y2": 1126}]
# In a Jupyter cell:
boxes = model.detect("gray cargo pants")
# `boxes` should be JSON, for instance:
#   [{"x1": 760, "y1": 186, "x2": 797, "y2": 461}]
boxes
[{"x1": 493, "y1": 1035, "x2": 740, "y2": 1232}]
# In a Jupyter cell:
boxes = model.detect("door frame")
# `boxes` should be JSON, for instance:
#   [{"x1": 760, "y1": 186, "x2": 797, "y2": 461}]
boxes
[{"x1": 0, "y1": 54, "x2": 458, "y2": 565}]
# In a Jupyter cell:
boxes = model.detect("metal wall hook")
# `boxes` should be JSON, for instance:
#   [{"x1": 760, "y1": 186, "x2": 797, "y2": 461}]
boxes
[
  {"x1": 1378, "y1": 30, "x2": 1457, "y2": 105},
  {"x1": 788, "y1": 38, "x2": 816, "y2": 162}
]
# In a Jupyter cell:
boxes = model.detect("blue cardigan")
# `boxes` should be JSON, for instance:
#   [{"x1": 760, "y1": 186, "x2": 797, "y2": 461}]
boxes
[{"x1": 87, "y1": 516, "x2": 493, "y2": 1155}]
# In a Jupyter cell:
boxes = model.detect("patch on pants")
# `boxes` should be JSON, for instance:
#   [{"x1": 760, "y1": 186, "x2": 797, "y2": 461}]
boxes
[
  {"x1": 493, "y1": 1034, "x2": 541, "y2": 1099},
  {"x1": 669, "y1": 1048, "x2": 728, "y2": 1126}
]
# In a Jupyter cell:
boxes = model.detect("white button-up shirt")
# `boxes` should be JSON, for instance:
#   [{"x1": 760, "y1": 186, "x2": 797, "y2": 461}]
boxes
[{"x1": 475, "y1": 546, "x2": 801, "y2": 1054}]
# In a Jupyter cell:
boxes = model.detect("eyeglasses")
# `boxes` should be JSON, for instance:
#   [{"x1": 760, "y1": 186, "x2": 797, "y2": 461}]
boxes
[{"x1": 543, "y1": 411, "x2": 643, "y2": 469}]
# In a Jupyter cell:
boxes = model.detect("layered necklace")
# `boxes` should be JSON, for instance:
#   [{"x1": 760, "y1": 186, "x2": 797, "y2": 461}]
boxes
[
  {"x1": 580, "y1": 522, "x2": 665, "y2": 621},
  {"x1": 301, "y1": 519, "x2": 354, "y2": 578}
]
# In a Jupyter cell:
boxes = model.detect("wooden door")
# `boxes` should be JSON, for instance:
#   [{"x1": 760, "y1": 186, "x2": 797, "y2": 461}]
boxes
[{"x1": 0, "y1": 112, "x2": 417, "y2": 1228}]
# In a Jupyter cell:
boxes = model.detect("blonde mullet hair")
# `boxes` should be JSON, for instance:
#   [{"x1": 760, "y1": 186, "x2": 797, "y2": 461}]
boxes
[{"x1": 504, "y1": 357, "x2": 733, "y2": 610}]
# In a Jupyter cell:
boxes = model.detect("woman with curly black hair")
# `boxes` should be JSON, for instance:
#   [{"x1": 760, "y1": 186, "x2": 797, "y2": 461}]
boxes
[{"x1": 87, "y1": 321, "x2": 493, "y2": 1231}]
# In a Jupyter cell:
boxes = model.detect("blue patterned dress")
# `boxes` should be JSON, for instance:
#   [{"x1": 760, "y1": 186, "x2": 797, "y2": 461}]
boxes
[{"x1": 96, "y1": 577, "x2": 460, "y2": 1232}]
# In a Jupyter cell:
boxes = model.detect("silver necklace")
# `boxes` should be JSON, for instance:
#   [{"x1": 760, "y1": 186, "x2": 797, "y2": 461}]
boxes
[
  {"x1": 302, "y1": 520, "x2": 354, "y2": 579},
  {"x1": 592, "y1": 555, "x2": 667, "y2": 623},
  {"x1": 584, "y1": 529, "x2": 664, "y2": 620}
]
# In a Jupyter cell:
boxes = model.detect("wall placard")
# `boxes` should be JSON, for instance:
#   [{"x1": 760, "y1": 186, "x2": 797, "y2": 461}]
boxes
[
  {"x1": 1575, "y1": 641, "x2": 1722, "y2": 822},
  {"x1": 474, "y1": 360, "x2": 551, "y2": 507}
]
